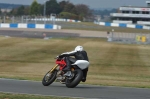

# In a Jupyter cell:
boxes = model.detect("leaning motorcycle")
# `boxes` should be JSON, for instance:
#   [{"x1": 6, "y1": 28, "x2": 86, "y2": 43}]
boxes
[{"x1": 42, "y1": 56, "x2": 89, "y2": 88}]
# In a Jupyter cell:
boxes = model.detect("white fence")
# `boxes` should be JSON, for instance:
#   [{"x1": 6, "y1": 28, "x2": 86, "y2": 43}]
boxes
[{"x1": 0, "y1": 23, "x2": 61, "y2": 30}]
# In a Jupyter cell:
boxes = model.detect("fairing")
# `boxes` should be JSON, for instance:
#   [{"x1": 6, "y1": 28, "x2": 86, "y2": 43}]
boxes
[{"x1": 72, "y1": 60, "x2": 89, "y2": 70}]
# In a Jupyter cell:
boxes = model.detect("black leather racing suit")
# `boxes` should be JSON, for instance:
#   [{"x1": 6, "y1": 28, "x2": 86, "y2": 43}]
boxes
[{"x1": 59, "y1": 50, "x2": 89, "y2": 82}]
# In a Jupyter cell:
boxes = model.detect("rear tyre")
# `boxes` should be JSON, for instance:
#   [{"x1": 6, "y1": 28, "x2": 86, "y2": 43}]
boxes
[
  {"x1": 65, "y1": 69, "x2": 83, "y2": 88},
  {"x1": 42, "y1": 70, "x2": 57, "y2": 86}
]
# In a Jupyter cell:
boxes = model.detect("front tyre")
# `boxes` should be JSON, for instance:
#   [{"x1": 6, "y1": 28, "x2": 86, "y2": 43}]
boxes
[
  {"x1": 42, "y1": 70, "x2": 57, "y2": 86},
  {"x1": 65, "y1": 69, "x2": 83, "y2": 88}
]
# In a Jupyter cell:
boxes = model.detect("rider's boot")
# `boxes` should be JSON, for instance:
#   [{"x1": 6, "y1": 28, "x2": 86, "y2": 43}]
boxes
[{"x1": 82, "y1": 68, "x2": 88, "y2": 82}]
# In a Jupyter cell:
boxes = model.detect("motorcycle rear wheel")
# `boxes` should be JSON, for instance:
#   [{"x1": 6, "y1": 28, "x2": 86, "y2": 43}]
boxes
[
  {"x1": 65, "y1": 69, "x2": 83, "y2": 88},
  {"x1": 42, "y1": 70, "x2": 57, "y2": 86}
]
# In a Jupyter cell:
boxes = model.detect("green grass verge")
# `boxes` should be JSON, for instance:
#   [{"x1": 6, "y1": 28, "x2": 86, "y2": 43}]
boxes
[
  {"x1": 0, "y1": 93, "x2": 79, "y2": 99},
  {"x1": 0, "y1": 36, "x2": 150, "y2": 88},
  {"x1": 56, "y1": 21, "x2": 150, "y2": 33}
]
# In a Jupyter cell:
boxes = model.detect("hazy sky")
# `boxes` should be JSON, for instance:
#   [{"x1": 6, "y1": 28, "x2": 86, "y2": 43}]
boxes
[{"x1": 0, "y1": 0, "x2": 148, "y2": 8}]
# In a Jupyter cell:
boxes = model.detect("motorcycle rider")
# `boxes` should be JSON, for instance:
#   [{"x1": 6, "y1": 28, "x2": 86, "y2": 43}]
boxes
[{"x1": 58, "y1": 45, "x2": 89, "y2": 82}]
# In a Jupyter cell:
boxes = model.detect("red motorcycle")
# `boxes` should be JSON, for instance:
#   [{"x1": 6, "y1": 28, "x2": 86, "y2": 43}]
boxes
[{"x1": 42, "y1": 56, "x2": 89, "y2": 88}]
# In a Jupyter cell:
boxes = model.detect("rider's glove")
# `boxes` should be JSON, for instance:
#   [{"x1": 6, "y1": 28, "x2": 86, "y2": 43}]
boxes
[
  {"x1": 56, "y1": 55, "x2": 61, "y2": 58},
  {"x1": 58, "y1": 54, "x2": 63, "y2": 58},
  {"x1": 56, "y1": 56, "x2": 59, "y2": 58}
]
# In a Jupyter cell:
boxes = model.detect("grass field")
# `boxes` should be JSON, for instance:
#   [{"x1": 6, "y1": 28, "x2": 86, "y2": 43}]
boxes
[
  {"x1": 0, "y1": 93, "x2": 78, "y2": 99},
  {"x1": 0, "y1": 36, "x2": 150, "y2": 88},
  {"x1": 46, "y1": 21, "x2": 150, "y2": 33},
  {"x1": 60, "y1": 22, "x2": 150, "y2": 33}
]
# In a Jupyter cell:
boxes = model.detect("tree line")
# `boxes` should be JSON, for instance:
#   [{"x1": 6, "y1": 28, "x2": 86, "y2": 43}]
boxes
[
  {"x1": 92, "y1": 8, "x2": 117, "y2": 19},
  {"x1": 8, "y1": 0, "x2": 92, "y2": 21}
]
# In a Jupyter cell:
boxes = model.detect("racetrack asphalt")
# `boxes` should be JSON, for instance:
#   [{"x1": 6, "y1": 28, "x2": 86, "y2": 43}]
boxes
[
  {"x1": 0, "y1": 78, "x2": 150, "y2": 99},
  {"x1": 0, "y1": 28, "x2": 107, "y2": 38}
]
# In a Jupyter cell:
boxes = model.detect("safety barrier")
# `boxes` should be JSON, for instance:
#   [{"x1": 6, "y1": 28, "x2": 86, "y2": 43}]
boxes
[
  {"x1": 94, "y1": 21, "x2": 150, "y2": 30},
  {"x1": 0, "y1": 23, "x2": 61, "y2": 29},
  {"x1": 107, "y1": 32, "x2": 150, "y2": 44}
]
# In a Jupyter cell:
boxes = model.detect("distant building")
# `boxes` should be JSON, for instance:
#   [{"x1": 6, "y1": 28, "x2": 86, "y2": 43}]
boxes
[
  {"x1": 1, "y1": 8, "x2": 12, "y2": 13},
  {"x1": 94, "y1": 15, "x2": 101, "y2": 22},
  {"x1": 110, "y1": 1, "x2": 150, "y2": 25}
]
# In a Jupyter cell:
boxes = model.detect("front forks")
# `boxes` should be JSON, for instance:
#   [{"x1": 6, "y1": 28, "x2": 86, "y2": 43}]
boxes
[{"x1": 50, "y1": 65, "x2": 58, "y2": 73}]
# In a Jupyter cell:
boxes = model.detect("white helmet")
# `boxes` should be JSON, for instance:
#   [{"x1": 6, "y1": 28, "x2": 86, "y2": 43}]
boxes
[{"x1": 75, "y1": 46, "x2": 83, "y2": 51}]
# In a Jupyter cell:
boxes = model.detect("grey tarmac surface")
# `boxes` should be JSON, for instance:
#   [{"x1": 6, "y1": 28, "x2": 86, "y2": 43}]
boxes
[
  {"x1": 0, "y1": 79, "x2": 150, "y2": 99},
  {"x1": 0, "y1": 28, "x2": 107, "y2": 38}
]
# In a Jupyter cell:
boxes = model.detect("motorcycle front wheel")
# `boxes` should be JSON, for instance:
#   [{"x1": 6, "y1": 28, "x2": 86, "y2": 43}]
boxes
[
  {"x1": 42, "y1": 70, "x2": 57, "y2": 86},
  {"x1": 65, "y1": 69, "x2": 83, "y2": 88}
]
